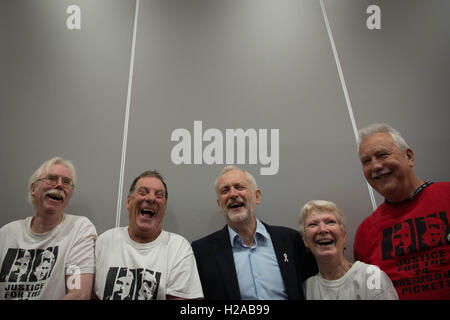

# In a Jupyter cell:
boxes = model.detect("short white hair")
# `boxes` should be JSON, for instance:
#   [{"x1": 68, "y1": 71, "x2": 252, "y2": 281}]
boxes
[
  {"x1": 358, "y1": 123, "x2": 410, "y2": 151},
  {"x1": 28, "y1": 157, "x2": 77, "y2": 204},
  {"x1": 298, "y1": 200, "x2": 346, "y2": 240},
  {"x1": 214, "y1": 165, "x2": 258, "y2": 195}
]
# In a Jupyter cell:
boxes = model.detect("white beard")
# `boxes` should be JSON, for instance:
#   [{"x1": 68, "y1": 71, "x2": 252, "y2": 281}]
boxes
[{"x1": 225, "y1": 208, "x2": 249, "y2": 224}]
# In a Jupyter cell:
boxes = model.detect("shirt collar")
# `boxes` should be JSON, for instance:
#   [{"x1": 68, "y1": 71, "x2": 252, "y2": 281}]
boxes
[
  {"x1": 228, "y1": 218, "x2": 270, "y2": 248},
  {"x1": 385, "y1": 181, "x2": 433, "y2": 206}
]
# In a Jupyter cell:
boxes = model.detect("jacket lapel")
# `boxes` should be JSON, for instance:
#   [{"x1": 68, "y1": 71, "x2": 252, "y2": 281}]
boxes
[
  {"x1": 265, "y1": 224, "x2": 300, "y2": 299},
  {"x1": 212, "y1": 226, "x2": 241, "y2": 299}
]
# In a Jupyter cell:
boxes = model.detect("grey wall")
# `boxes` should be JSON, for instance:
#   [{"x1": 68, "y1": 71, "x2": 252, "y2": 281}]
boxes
[{"x1": 1, "y1": 0, "x2": 449, "y2": 262}]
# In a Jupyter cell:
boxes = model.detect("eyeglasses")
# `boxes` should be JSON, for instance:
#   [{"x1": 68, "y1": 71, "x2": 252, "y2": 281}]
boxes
[{"x1": 37, "y1": 174, "x2": 74, "y2": 190}]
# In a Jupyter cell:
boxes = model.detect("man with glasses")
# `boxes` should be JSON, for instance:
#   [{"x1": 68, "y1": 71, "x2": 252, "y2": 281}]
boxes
[{"x1": 0, "y1": 157, "x2": 97, "y2": 300}]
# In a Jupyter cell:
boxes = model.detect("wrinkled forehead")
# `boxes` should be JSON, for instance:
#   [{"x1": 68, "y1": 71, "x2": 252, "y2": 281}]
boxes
[
  {"x1": 306, "y1": 210, "x2": 346, "y2": 230},
  {"x1": 42, "y1": 163, "x2": 73, "y2": 179},
  {"x1": 359, "y1": 132, "x2": 398, "y2": 155},
  {"x1": 217, "y1": 170, "x2": 250, "y2": 188},
  {"x1": 306, "y1": 209, "x2": 336, "y2": 220},
  {"x1": 135, "y1": 177, "x2": 165, "y2": 192}
]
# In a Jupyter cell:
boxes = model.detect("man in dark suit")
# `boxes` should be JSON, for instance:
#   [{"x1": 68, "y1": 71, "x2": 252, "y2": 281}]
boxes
[{"x1": 192, "y1": 165, "x2": 317, "y2": 300}]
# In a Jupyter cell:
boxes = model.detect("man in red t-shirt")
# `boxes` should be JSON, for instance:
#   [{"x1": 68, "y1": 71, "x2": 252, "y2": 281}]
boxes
[{"x1": 354, "y1": 123, "x2": 450, "y2": 300}]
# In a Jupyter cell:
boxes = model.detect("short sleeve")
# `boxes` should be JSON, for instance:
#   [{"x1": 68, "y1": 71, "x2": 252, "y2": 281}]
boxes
[
  {"x1": 66, "y1": 217, "x2": 97, "y2": 275},
  {"x1": 166, "y1": 237, "x2": 204, "y2": 299}
]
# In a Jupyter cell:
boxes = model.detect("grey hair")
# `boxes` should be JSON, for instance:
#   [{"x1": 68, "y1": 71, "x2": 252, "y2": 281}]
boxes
[
  {"x1": 214, "y1": 165, "x2": 258, "y2": 195},
  {"x1": 28, "y1": 157, "x2": 77, "y2": 204},
  {"x1": 298, "y1": 200, "x2": 346, "y2": 240},
  {"x1": 358, "y1": 123, "x2": 410, "y2": 151},
  {"x1": 128, "y1": 170, "x2": 168, "y2": 200}
]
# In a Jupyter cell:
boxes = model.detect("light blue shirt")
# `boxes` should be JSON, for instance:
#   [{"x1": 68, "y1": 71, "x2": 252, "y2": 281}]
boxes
[{"x1": 228, "y1": 219, "x2": 288, "y2": 300}]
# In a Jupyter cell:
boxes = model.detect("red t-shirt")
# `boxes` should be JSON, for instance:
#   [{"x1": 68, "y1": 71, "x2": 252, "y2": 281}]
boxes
[{"x1": 354, "y1": 182, "x2": 450, "y2": 300}]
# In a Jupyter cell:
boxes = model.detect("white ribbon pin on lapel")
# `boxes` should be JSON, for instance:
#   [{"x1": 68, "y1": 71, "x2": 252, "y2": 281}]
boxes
[{"x1": 284, "y1": 253, "x2": 289, "y2": 263}]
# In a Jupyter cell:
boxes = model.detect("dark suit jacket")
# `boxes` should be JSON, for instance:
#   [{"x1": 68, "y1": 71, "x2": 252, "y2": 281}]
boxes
[{"x1": 191, "y1": 222, "x2": 318, "y2": 300}]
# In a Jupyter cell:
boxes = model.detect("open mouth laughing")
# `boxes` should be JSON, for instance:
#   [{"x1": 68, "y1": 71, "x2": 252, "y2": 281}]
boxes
[
  {"x1": 140, "y1": 208, "x2": 156, "y2": 218},
  {"x1": 316, "y1": 238, "x2": 335, "y2": 246},
  {"x1": 227, "y1": 201, "x2": 245, "y2": 210},
  {"x1": 44, "y1": 189, "x2": 65, "y2": 202}
]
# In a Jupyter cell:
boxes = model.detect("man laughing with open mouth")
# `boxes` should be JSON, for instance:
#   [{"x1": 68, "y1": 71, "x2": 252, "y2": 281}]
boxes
[
  {"x1": 93, "y1": 170, "x2": 204, "y2": 300},
  {"x1": 0, "y1": 157, "x2": 97, "y2": 300},
  {"x1": 126, "y1": 173, "x2": 167, "y2": 243}
]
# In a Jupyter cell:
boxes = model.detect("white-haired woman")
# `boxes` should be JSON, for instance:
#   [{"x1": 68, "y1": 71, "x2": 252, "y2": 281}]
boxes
[{"x1": 299, "y1": 200, "x2": 398, "y2": 300}]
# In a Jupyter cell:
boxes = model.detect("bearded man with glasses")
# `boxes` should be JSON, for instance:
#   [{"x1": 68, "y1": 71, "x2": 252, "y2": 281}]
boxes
[{"x1": 0, "y1": 157, "x2": 97, "y2": 300}]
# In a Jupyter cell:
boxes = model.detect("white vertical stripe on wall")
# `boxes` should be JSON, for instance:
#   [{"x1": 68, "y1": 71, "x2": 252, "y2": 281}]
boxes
[
  {"x1": 320, "y1": 0, "x2": 377, "y2": 211},
  {"x1": 116, "y1": 0, "x2": 140, "y2": 228}
]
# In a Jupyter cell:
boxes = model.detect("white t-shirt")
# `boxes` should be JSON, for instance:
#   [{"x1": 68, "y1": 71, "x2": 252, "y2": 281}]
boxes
[
  {"x1": 304, "y1": 261, "x2": 399, "y2": 300},
  {"x1": 0, "y1": 214, "x2": 97, "y2": 300},
  {"x1": 95, "y1": 227, "x2": 203, "y2": 300}
]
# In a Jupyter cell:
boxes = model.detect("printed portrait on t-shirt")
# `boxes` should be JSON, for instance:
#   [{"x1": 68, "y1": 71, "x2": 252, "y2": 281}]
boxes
[
  {"x1": 114, "y1": 270, "x2": 134, "y2": 299},
  {"x1": 392, "y1": 221, "x2": 417, "y2": 257},
  {"x1": 381, "y1": 212, "x2": 450, "y2": 261},
  {"x1": 32, "y1": 249, "x2": 56, "y2": 282},
  {"x1": 0, "y1": 246, "x2": 59, "y2": 299},
  {"x1": 7, "y1": 250, "x2": 32, "y2": 282},
  {"x1": 103, "y1": 267, "x2": 161, "y2": 300},
  {"x1": 416, "y1": 212, "x2": 450, "y2": 250},
  {"x1": 137, "y1": 269, "x2": 158, "y2": 300},
  {"x1": 0, "y1": 247, "x2": 58, "y2": 283}
]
